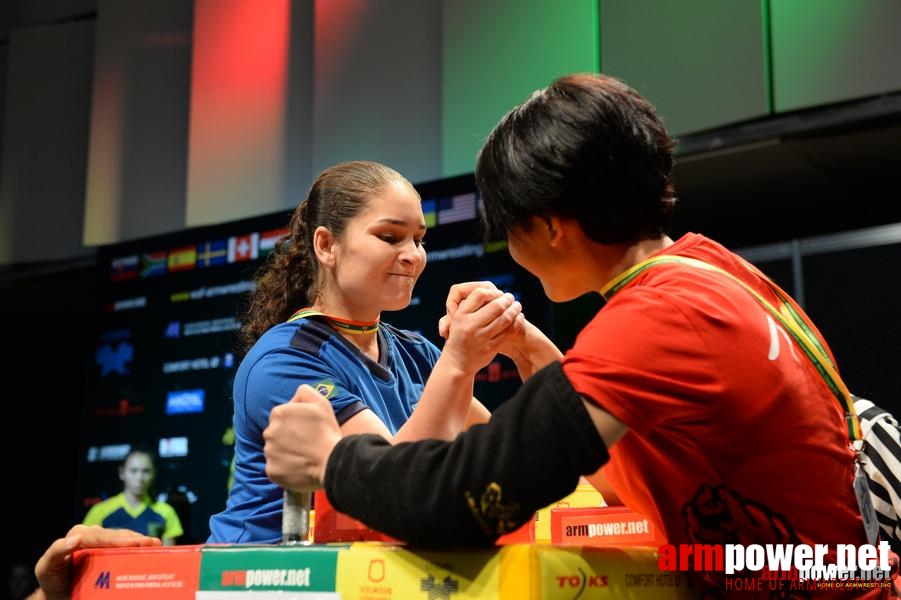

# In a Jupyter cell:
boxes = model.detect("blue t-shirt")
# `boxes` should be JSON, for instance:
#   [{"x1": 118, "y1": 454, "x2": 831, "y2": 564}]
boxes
[{"x1": 207, "y1": 317, "x2": 441, "y2": 543}]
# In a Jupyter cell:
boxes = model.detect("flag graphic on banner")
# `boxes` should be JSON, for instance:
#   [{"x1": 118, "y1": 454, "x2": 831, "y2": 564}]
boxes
[
  {"x1": 168, "y1": 245, "x2": 197, "y2": 272},
  {"x1": 140, "y1": 251, "x2": 167, "y2": 277},
  {"x1": 111, "y1": 255, "x2": 139, "y2": 281},
  {"x1": 437, "y1": 192, "x2": 476, "y2": 224},
  {"x1": 197, "y1": 239, "x2": 228, "y2": 268},
  {"x1": 228, "y1": 233, "x2": 259, "y2": 263},
  {"x1": 421, "y1": 199, "x2": 437, "y2": 228},
  {"x1": 259, "y1": 228, "x2": 288, "y2": 256}
]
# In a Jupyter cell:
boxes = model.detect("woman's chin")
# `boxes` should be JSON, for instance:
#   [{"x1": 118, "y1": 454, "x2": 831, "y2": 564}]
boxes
[{"x1": 382, "y1": 295, "x2": 415, "y2": 313}]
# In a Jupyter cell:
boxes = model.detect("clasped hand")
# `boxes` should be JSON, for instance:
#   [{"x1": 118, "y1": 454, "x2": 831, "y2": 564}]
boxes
[{"x1": 437, "y1": 281, "x2": 526, "y2": 375}]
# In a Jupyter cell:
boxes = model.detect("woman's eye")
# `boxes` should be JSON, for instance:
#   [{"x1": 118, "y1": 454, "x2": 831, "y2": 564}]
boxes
[{"x1": 378, "y1": 233, "x2": 424, "y2": 247}]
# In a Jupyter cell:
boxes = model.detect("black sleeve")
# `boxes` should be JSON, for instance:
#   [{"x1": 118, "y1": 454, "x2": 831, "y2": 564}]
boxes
[{"x1": 324, "y1": 361, "x2": 610, "y2": 548}]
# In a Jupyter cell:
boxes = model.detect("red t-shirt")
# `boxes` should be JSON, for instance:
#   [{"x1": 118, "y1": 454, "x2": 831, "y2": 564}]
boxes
[{"x1": 562, "y1": 233, "x2": 888, "y2": 597}]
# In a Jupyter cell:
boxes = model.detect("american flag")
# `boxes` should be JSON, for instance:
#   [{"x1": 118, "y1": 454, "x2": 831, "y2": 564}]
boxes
[{"x1": 437, "y1": 192, "x2": 477, "y2": 225}]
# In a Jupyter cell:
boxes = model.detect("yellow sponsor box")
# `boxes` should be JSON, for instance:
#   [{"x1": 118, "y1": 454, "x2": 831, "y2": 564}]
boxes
[
  {"x1": 501, "y1": 544, "x2": 697, "y2": 599},
  {"x1": 337, "y1": 542, "x2": 502, "y2": 599},
  {"x1": 337, "y1": 542, "x2": 697, "y2": 599}
]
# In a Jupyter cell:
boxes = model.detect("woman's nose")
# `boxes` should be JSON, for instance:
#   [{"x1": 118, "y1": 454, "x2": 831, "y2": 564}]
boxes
[{"x1": 399, "y1": 240, "x2": 424, "y2": 263}]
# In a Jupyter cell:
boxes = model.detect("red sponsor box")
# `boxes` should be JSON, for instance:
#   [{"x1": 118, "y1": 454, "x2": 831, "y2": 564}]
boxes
[
  {"x1": 313, "y1": 490, "x2": 398, "y2": 543},
  {"x1": 551, "y1": 506, "x2": 666, "y2": 547},
  {"x1": 72, "y1": 544, "x2": 203, "y2": 600}
]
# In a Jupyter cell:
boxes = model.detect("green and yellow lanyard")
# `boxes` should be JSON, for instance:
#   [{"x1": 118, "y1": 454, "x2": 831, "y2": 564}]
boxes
[
  {"x1": 288, "y1": 307, "x2": 380, "y2": 335},
  {"x1": 601, "y1": 254, "x2": 862, "y2": 443}
]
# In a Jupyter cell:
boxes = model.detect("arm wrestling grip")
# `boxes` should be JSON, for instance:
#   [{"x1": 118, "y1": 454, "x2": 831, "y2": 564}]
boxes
[{"x1": 324, "y1": 361, "x2": 610, "y2": 548}]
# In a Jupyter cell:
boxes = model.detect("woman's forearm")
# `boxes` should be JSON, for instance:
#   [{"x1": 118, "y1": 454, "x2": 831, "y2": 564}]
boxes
[{"x1": 506, "y1": 321, "x2": 563, "y2": 380}]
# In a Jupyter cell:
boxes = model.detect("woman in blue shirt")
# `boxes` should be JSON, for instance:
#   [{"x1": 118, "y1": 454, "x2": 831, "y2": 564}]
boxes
[{"x1": 207, "y1": 160, "x2": 523, "y2": 543}]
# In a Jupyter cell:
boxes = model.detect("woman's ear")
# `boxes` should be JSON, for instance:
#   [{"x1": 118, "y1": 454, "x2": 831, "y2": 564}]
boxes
[{"x1": 312, "y1": 225, "x2": 336, "y2": 267}]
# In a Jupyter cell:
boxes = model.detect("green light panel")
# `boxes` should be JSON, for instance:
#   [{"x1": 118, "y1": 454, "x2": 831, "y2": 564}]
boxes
[
  {"x1": 441, "y1": 0, "x2": 599, "y2": 178},
  {"x1": 599, "y1": 0, "x2": 768, "y2": 137},
  {"x1": 770, "y1": 0, "x2": 901, "y2": 113}
]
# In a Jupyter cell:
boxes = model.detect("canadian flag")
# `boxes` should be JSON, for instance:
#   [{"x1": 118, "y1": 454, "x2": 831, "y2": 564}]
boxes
[{"x1": 228, "y1": 233, "x2": 259, "y2": 263}]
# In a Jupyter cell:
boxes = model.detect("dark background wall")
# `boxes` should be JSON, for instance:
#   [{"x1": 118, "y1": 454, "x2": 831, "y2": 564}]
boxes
[{"x1": 2, "y1": 262, "x2": 95, "y2": 569}]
